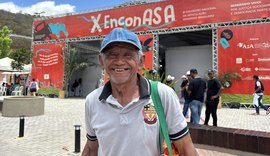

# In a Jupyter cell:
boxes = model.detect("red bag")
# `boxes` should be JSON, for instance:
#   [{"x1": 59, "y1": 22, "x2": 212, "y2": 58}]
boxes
[{"x1": 162, "y1": 142, "x2": 180, "y2": 156}]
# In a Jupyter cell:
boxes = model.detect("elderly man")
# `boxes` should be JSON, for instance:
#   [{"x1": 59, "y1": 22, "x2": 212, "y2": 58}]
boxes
[{"x1": 82, "y1": 28, "x2": 198, "y2": 156}]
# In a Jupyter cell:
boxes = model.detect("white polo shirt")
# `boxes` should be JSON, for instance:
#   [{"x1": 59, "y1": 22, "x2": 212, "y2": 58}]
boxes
[{"x1": 85, "y1": 75, "x2": 188, "y2": 156}]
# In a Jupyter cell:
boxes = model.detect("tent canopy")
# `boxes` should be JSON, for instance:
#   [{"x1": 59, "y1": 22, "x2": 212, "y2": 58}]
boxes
[{"x1": 0, "y1": 57, "x2": 31, "y2": 72}]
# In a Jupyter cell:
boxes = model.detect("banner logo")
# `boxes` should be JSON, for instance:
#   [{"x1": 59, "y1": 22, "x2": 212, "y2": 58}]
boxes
[
  {"x1": 220, "y1": 29, "x2": 233, "y2": 49},
  {"x1": 80, "y1": 5, "x2": 176, "y2": 33}
]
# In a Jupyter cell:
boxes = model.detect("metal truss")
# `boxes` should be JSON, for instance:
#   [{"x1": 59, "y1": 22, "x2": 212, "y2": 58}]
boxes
[
  {"x1": 32, "y1": 17, "x2": 270, "y2": 79},
  {"x1": 217, "y1": 18, "x2": 270, "y2": 27},
  {"x1": 70, "y1": 42, "x2": 100, "y2": 52},
  {"x1": 153, "y1": 34, "x2": 159, "y2": 71},
  {"x1": 212, "y1": 26, "x2": 218, "y2": 73},
  {"x1": 135, "y1": 23, "x2": 213, "y2": 36}
]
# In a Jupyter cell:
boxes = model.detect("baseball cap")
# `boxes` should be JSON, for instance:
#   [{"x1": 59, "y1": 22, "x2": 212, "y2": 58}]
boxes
[
  {"x1": 186, "y1": 71, "x2": 191, "y2": 76},
  {"x1": 166, "y1": 75, "x2": 175, "y2": 81},
  {"x1": 100, "y1": 28, "x2": 142, "y2": 53},
  {"x1": 208, "y1": 69, "x2": 214, "y2": 74},
  {"x1": 181, "y1": 75, "x2": 187, "y2": 79},
  {"x1": 190, "y1": 68, "x2": 198, "y2": 74}
]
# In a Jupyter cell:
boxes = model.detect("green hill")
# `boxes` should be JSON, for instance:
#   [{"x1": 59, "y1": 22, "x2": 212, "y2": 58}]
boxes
[{"x1": 0, "y1": 10, "x2": 33, "y2": 50}]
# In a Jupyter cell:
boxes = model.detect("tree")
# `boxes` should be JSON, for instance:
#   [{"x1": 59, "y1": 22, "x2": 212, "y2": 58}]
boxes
[
  {"x1": 63, "y1": 48, "x2": 98, "y2": 91},
  {"x1": 0, "y1": 26, "x2": 13, "y2": 58},
  {"x1": 9, "y1": 48, "x2": 32, "y2": 71}
]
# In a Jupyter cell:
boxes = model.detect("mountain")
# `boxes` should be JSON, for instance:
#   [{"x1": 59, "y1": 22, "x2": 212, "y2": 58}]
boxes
[{"x1": 0, "y1": 10, "x2": 34, "y2": 50}]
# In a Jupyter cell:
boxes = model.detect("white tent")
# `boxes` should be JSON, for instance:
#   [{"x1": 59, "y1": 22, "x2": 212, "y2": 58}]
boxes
[
  {"x1": 0, "y1": 57, "x2": 31, "y2": 83},
  {"x1": 0, "y1": 57, "x2": 15, "y2": 71},
  {"x1": 0, "y1": 57, "x2": 31, "y2": 72}
]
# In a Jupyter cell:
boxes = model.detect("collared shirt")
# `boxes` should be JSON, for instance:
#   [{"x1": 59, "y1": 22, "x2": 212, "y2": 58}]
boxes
[{"x1": 85, "y1": 74, "x2": 188, "y2": 156}]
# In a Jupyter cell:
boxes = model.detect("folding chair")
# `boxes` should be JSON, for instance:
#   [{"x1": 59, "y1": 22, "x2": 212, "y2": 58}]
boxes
[
  {"x1": 11, "y1": 86, "x2": 24, "y2": 96},
  {"x1": 0, "y1": 86, "x2": 7, "y2": 96}
]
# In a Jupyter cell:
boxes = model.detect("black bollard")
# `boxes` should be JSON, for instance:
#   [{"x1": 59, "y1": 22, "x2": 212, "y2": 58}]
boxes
[
  {"x1": 19, "y1": 115, "x2": 25, "y2": 137},
  {"x1": 74, "y1": 125, "x2": 81, "y2": 153}
]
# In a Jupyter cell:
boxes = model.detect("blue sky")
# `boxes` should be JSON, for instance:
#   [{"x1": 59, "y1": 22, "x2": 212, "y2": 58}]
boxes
[{"x1": 0, "y1": 0, "x2": 134, "y2": 16}]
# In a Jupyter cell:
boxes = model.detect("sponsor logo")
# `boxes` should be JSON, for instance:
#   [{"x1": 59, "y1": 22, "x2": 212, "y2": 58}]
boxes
[
  {"x1": 143, "y1": 104, "x2": 157, "y2": 125},
  {"x1": 220, "y1": 29, "x2": 233, "y2": 49},
  {"x1": 259, "y1": 76, "x2": 270, "y2": 80},
  {"x1": 242, "y1": 75, "x2": 270, "y2": 80},
  {"x1": 258, "y1": 58, "x2": 270, "y2": 62},
  {"x1": 237, "y1": 42, "x2": 270, "y2": 49},
  {"x1": 249, "y1": 38, "x2": 259, "y2": 41},
  {"x1": 246, "y1": 58, "x2": 254, "y2": 62},
  {"x1": 237, "y1": 43, "x2": 254, "y2": 49},
  {"x1": 240, "y1": 67, "x2": 251, "y2": 72},
  {"x1": 254, "y1": 67, "x2": 270, "y2": 71},
  {"x1": 236, "y1": 57, "x2": 242, "y2": 64},
  {"x1": 221, "y1": 29, "x2": 233, "y2": 41}
]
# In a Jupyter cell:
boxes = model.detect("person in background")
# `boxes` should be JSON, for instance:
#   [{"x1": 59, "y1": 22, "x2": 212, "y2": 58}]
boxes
[
  {"x1": 188, "y1": 68, "x2": 206, "y2": 125},
  {"x1": 252, "y1": 75, "x2": 270, "y2": 115},
  {"x1": 75, "y1": 78, "x2": 82, "y2": 97},
  {"x1": 72, "y1": 79, "x2": 79, "y2": 96},
  {"x1": 24, "y1": 75, "x2": 30, "y2": 96},
  {"x1": 204, "y1": 69, "x2": 223, "y2": 126},
  {"x1": 148, "y1": 69, "x2": 157, "y2": 80},
  {"x1": 165, "y1": 74, "x2": 175, "y2": 90},
  {"x1": 82, "y1": 28, "x2": 198, "y2": 156},
  {"x1": 5, "y1": 82, "x2": 11, "y2": 95},
  {"x1": 181, "y1": 71, "x2": 192, "y2": 119},
  {"x1": 29, "y1": 78, "x2": 39, "y2": 96}
]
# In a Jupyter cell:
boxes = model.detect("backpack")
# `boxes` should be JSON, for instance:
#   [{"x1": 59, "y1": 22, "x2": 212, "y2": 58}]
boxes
[{"x1": 260, "y1": 81, "x2": 264, "y2": 92}]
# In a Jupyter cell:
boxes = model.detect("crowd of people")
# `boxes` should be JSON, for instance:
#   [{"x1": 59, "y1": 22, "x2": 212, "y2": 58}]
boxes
[
  {"x1": 1, "y1": 78, "x2": 39, "y2": 96},
  {"x1": 1, "y1": 82, "x2": 20, "y2": 96}
]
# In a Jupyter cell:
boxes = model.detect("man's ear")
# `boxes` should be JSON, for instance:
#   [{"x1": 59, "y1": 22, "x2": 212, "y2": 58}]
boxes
[
  {"x1": 138, "y1": 54, "x2": 145, "y2": 68},
  {"x1": 98, "y1": 54, "x2": 104, "y2": 69}
]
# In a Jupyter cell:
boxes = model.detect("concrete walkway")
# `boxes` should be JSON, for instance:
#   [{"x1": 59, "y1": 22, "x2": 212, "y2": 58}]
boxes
[{"x1": 0, "y1": 97, "x2": 269, "y2": 156}]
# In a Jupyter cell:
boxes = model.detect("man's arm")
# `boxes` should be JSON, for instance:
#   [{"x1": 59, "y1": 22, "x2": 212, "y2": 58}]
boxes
[
  {"x1": 82, "y1": 140, "x2": 98, "y2": 156},
  {"x1": 172, "y1": 133, "x2": 199, "y2": 156}
]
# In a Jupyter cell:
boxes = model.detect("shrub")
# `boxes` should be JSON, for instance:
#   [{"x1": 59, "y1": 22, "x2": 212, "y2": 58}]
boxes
[{"x1": 37, "y1": 88, "x2": 61, "y2": 97}]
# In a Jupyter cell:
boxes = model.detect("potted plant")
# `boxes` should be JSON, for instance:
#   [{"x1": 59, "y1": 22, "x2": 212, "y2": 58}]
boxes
[{"x1": 218, "y1": 71, "x2": 241, "y2": 88}]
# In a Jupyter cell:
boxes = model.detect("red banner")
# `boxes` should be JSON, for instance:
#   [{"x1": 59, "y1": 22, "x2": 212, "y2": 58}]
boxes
[
  {"x1": 33, "y1": 0, "x2": 270, "y2": 41},
  {"x1": 32, "y1": 43, "x2": 65, "y2": 88},
  {"x1": 218, "y1": 24, "x2": 270, "y2": 95}
]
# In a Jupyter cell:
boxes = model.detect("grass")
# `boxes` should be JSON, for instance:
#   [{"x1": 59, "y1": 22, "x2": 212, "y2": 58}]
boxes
[
  {"x1": 221, "y1": 94, "x2": 270, "y2": 104},
  {"x1": 37, "y1": 88, "x2": 61, "y2": 96}
]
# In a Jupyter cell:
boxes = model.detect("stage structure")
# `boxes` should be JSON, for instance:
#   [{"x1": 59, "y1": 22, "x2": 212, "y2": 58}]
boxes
[{"x1": 31, "y1": 0, "x2": 270, "y2": 96}]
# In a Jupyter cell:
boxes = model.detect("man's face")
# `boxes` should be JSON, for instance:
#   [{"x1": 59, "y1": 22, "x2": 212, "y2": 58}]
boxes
[
  {"x1": 99, "y1": 43, "x2": 145, "y2": 85},
  {"x1": 187, "y1": 75, "x2": 192, "y2": 80},
  {"x1": 208, "y1": 72, "x2": 214, "y2": 79}
]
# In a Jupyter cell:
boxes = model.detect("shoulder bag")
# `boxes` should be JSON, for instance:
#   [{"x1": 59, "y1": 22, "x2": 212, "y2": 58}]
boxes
[{"x1": 150, "y1": 81, "x2": 179, "y2": 156}]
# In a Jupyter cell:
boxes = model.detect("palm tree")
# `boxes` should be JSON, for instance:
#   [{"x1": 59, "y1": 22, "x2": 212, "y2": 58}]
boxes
[{"x1": 63, "y1": 48, "x2": 98, "y2": 96}]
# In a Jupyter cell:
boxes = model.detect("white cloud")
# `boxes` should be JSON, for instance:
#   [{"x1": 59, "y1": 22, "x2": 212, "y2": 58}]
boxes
[{"x1": 0, "y1": 1, "x2": 75, "y2": 16}]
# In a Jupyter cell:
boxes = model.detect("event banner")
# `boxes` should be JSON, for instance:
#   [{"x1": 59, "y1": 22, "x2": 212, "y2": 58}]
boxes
[
  {"x1": 32, "y1": 43, "x2": 65, "y2": 88},
  {"x1": 33, "y1": 0, "x2": 270, "y2": 41},
  {"x1": 218, "y1": 24, "x2": 270, "y2": 95}
]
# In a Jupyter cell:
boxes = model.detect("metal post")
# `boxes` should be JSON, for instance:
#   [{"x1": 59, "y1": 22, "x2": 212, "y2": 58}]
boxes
[
  {"x1": 19, "y1": 115, "x2": 25, "y2": 137},
  {"x1": 74, "y1": 125, "x2": 81, "y2": 153}
]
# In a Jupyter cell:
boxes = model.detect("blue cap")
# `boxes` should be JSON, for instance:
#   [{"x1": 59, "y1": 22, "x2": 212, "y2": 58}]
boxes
[{"x1": 100, "y1": 28, "x2": 142, "y2": 53}]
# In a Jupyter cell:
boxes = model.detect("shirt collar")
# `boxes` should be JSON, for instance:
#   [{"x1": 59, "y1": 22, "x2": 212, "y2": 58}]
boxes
[{"x1": 99, "y1": 74, "x2": 150, "y2": 101}]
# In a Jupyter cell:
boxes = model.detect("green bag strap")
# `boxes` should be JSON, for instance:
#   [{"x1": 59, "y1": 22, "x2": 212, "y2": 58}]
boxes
[{"x1": 150, "y1": 80, "x2": 173, "y2": 156}]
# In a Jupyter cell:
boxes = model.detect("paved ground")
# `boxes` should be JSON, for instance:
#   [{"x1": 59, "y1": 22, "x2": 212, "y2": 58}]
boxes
[{"x1": 0, "y1": 97, "x2": 269, "y2": 156}]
